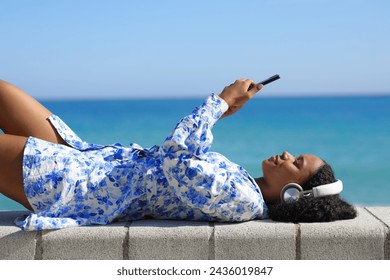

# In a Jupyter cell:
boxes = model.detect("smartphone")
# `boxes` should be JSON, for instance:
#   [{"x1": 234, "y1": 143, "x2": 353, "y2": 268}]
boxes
[
  {"x1": 248, "y1": 74, "x2": 280, "y2": 90},
  {"x1": 259, "y1": 74, "x2": 280, "y2": 85}
]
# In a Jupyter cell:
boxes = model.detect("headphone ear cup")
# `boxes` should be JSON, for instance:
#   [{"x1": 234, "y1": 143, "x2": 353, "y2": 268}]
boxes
[{"x1": 281, "y1": 183, "x2": 304, "y2": 203}]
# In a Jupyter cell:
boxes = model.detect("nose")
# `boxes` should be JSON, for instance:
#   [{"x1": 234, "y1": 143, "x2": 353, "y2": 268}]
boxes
[{"x1": 281, "y1": 151, "x2": 294, "y2": 160}]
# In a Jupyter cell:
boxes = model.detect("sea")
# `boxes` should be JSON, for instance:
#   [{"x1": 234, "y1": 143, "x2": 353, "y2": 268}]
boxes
[{"x1": 1, "y1": 95, "x2": 389, "y2": 210}]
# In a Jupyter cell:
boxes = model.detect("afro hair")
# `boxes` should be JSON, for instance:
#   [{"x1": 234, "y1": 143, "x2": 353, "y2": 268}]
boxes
[
  {"x1": 268, "y1": 161, "x2": 357, "y2": 223},
  {"x1": 267, "y1": 195, "x2": 357, "y2": 223}
]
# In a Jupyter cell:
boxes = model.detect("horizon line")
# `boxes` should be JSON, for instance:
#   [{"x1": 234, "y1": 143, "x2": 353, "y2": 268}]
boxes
[{"x1": 38, "y1": 92, "x2": 390, "y2": 102}]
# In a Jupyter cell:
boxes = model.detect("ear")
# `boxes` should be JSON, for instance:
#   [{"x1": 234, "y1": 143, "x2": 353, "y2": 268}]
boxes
[{"x1": 280, "y1": 183, "x2": 303, "y2": 203}]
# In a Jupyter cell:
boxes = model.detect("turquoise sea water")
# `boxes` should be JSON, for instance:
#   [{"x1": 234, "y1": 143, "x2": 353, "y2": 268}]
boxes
[{"x1": 1, "y1": 95, "x2": 389, "y2": 210}]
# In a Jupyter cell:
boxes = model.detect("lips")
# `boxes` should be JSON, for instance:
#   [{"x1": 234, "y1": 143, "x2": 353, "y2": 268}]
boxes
[{"x1": 268, "y1": 155, "x2": 279, "y2": 165}]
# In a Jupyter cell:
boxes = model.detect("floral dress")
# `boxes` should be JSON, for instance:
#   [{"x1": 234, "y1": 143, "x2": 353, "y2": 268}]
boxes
[{"x1": 15, "y1": 94, "x2": 268, "y2": 230}]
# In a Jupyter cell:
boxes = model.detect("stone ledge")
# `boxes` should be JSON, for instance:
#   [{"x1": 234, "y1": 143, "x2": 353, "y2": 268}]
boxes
[{"x1": 1, "y1": 207, "x2": 389, "y2": 260}]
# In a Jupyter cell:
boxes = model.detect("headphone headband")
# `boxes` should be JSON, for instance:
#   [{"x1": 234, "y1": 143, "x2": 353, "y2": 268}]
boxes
[{"x1": 281, "y1": 180, "x2": 343, "y2": 203}]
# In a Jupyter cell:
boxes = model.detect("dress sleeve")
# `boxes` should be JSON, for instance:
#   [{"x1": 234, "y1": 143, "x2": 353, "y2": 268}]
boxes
[
  {"x1": 163, "y1": 93, "x2": 228, "y2": 159},
  {"x1": 161, "y1": 94, "x2": 268, "y2": 221}
]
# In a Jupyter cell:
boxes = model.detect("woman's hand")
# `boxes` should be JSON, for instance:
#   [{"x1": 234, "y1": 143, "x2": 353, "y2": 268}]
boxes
[{"x1": 219, "y1": 79, "x2": 263, "y2": 119}]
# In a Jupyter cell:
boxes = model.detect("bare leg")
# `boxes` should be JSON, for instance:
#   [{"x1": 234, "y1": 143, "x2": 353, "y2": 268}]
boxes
[
  {"x1": 0, "y1": 80, "x2": 68, "y2": 210},
  {"x1": 0, "y1": 80, "x2": 67, "y2": 144},
  {"x1": 0, "y1": 134, "x2": 32, "y2": 210}
]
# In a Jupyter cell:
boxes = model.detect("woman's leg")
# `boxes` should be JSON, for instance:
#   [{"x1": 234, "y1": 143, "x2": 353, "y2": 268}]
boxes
[
  {"x1": 0, "y1": 134, "x2": 32, "y2": 210},
  {"x1": 0, "y1": 80, "x2": 67, "y2": 210},
  {"x1": 0, "y1": 80, "x2": 66, "y2": 145}
]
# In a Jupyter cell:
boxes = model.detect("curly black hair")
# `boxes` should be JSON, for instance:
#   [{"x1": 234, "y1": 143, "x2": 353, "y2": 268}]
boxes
[{"x1": 267, "y1": 161, "x2": 357, "y2": 223}]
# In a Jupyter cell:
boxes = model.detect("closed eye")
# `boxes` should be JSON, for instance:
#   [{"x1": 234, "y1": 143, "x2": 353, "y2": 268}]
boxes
[{"x1": 294, "y1": 156, "x2": 303, "y2": 168}]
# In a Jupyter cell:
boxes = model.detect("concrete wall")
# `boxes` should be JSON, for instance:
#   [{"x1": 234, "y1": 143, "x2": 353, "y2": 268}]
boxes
[{"x1": 1, "y1": 207, "x2": 389, "y2": 260}]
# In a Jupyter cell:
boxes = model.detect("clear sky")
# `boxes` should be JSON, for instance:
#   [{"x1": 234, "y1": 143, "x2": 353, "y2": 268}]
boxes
[{"x1": 1, "y1": 0, "x2": 389, "y2": 99}]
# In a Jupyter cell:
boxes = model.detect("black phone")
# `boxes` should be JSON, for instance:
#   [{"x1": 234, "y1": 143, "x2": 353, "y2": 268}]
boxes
[
  {"x1": 259, "y1": 74, "x2": 280, "y2": 85},
  {"x1": 248, "y1": 74, "x2": 280, "y2": 90}
]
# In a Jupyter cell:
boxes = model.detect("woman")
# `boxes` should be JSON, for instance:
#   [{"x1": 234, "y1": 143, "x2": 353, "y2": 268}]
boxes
[{"x1": 0, "y1": 79, "x2": 356, "y2": 231}]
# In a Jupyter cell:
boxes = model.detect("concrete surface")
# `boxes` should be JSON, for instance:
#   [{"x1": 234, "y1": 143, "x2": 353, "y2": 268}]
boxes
[
  {"x1": 1, "y1": 207, "x2": 389, "y2": 260},
  {"x1": 40, "y1": 222, "x2": 128, "y2": 260},
  {"x1": 214, "y1": 220, "x2": 296, "y2": 259},
  {"x1": 127, "y1": 219, "x2": 212, "y2": 260},
  {"x1": 300, "y1": 208, "x2": 385, "y2": 259},
  {"x1": 0, "y1": 211, "x2": 36, "y2": 260},
  {"x1": 365, "y1": 207, "x2": 390, "y2": 260}
]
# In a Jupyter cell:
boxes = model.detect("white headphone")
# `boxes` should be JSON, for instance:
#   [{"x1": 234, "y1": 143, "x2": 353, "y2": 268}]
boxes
[{"x1": 280, "y1": 180, "x2": 343, "y2": 203}]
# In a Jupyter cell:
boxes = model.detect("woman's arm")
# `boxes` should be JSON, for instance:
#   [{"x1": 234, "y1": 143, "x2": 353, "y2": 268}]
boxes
[
  {"x1": 161, "y1": 80, "x2": 266, "y2": 221},
  {"x1": 162, "y1": 79, "x2": 262, "y2": 159},
  {"x1": 162, "y1": 93, "x2": 227, "y2": 160}
]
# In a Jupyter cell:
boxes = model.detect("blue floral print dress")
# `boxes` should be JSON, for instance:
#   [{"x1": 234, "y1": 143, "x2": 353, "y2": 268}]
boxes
[{"x1": 15, "y1": 94, "x2": 268, "y2": 230}]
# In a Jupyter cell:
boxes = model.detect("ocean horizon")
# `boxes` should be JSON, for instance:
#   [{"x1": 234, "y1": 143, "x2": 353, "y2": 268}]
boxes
[{"x1": 1, "y1": 94, "x2": 389, "y2": 210}]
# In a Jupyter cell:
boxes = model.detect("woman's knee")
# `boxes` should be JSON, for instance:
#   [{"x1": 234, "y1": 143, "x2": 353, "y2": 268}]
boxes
[
  {"x1": 0, "y1": 80, "x2": 12, "y2": 104},
  {"x1": 0, "y1": 81, "x2": 61, "y2": 143},
  {"x1": 0, "y1": 79, "x2": 9, "y2": 88},
  {"x1": 0, "y1": 80, "x2": 15, "y2": 96}
]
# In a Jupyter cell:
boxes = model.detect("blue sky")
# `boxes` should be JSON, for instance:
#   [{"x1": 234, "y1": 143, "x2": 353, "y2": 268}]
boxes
[{"x1": 1, "y1": 0, "x2": 389, "y2": 99}]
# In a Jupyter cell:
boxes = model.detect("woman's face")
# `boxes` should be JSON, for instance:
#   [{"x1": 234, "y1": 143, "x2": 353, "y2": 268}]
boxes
[{"x1": 261, "y1": 151, "x2": 324, "y2": 201}]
